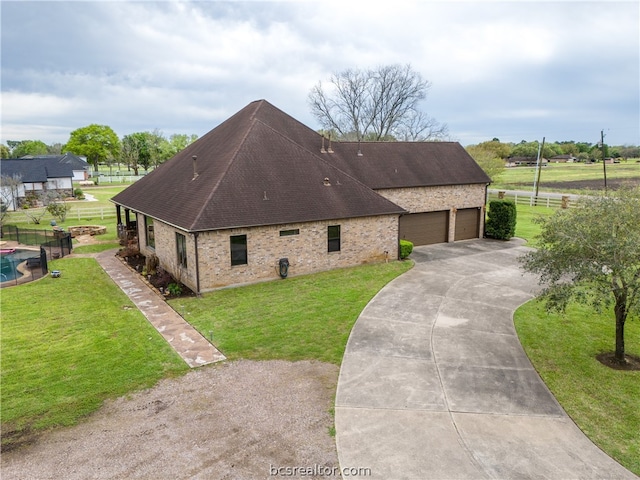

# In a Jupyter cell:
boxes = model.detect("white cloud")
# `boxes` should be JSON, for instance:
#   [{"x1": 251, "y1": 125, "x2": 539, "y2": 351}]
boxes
[{"x1": 1, "y1": 0, "x2": 637, "y2": 146}]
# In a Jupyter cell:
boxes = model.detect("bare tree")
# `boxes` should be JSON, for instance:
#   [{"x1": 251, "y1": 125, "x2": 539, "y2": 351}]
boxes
[
  {"x1": 308, "y1": 64, "x2": 448, "y2": 142},
  {"x1": 0, "y1": 174, "x2": 22, "y2": 212}
]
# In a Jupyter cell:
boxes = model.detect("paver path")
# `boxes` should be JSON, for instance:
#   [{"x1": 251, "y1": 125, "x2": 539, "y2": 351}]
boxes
[
  {"x1": 96, "y1": 250, "x2": 225, "y2": 367},
  {"x1": 335, "y1": 239, "x2": 637, "y2": 480}
]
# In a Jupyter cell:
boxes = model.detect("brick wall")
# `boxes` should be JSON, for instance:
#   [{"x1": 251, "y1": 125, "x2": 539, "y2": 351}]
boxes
[
  {"x1": 377, "y1": 184, "x2": 487, "y2": 242},
  {"x1": 138, "y1": 213, "x2": 399, "y2": 293}
]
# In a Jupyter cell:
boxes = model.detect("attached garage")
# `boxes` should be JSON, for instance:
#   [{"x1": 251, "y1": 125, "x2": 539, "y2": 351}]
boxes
[
  {"x1": 454, "y1": 208, "x2": 481, "y2": 241},
  {"x1": 399, "y1": 211, "x2": 449, "y2": 246}
]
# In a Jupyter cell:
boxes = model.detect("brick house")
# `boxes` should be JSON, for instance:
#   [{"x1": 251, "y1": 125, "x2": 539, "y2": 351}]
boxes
[{"x1": 111, "y1": 100, "x2": 490, "y2": 293}]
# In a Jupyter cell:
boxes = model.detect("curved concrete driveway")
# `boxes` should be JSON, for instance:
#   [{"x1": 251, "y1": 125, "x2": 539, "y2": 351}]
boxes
[{"x1": 335, "y1": 239, "x2": 637, "y2": 480}]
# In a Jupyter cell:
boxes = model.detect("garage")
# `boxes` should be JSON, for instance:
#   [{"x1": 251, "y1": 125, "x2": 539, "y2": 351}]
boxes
[
  {"x1": 454, "y1": 208, "x2": 481, "y2": 241},
  {"x1": 399, "y1": 211, "x2": 449, "y2": 246}
]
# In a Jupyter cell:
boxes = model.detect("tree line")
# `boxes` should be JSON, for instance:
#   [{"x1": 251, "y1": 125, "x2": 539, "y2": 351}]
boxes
[{"x1": 0, "y1": 128, "x2": 199, "y2": 175}]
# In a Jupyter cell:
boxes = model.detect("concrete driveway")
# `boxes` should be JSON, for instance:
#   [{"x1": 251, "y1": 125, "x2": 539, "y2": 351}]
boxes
[{"x1": 335, "y1": 239, "x2": 637, "y2": 480}]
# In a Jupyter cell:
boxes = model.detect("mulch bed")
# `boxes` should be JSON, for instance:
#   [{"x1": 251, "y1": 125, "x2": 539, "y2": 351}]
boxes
[{"x1": 596, "y1": 352, "x2": 640, "y2": 371}]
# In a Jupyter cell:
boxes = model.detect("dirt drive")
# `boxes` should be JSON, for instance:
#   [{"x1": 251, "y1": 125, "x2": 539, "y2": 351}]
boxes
[{"x1": 1, "y1": 360, "x2": 340, "y2": 480}]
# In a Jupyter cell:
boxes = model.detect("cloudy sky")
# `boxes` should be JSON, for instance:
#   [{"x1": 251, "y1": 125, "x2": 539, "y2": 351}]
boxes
[{"x1": 1, "y1": 1, "x2": 638, "y2": 148}]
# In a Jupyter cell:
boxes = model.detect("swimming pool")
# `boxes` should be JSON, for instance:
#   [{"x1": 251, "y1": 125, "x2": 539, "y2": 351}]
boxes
[{"x1": 0, "y1": 249, "x2": 41, "y2": 283}]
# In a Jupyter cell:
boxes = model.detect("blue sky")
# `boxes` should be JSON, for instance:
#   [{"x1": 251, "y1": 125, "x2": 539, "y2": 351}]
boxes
[{"x1": 1, "y1": 1, "x2": 638, "y2": 147}]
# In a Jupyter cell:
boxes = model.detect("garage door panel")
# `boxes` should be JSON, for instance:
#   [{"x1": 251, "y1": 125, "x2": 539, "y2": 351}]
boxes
[
  {"x1": 400, "y1": 211, "x2": 449, "y2": 246},
  {"x1": 455, "y1": 208, "x2": 480, "y2": 241}
]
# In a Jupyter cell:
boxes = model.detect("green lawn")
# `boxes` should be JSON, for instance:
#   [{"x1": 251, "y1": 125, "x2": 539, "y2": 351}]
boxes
[
  {"x1": 0, "y1": 258, "x2": 189, "y2": 448},
  {"x1": 169, "y1": 261, "x2": 413, "y2": 365},
  {"x1": 513, "y1": 204, "x2": 554, "y2": 246},
  {"x1": 514, "y1": 300, "x2": 640, "y2": 475},
  {"x1": 493, "y1": 162, "x2": 640, "y2": 193},
  {"x1": 1, "y1": 257, "x2": 412, "y2": 449}
]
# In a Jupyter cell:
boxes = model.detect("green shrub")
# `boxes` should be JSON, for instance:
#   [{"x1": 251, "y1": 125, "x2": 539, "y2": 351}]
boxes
[
  {"x1": 74, "y1": 188, "x2": 85, "y2": 200},
  {"x1": 399, "y1": 239, "x2": 414, "y2": 259},
  {"x1": 167, "y1": 283, "x2": 183, "y2": 296},
  {"x1": 485, "y1": 200, "x2": 517, "y2": 240},
  {"x1": 46, "y1": 201, "x2": 72, "y2": 223}
]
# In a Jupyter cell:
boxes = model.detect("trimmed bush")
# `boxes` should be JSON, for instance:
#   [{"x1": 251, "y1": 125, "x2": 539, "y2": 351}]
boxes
[
  {"x1": 399, "y1": 239, "x2": 414, "y2": 259},
  {"x1": 485, "y1": 200, "x2": 517, "y2": 240}
]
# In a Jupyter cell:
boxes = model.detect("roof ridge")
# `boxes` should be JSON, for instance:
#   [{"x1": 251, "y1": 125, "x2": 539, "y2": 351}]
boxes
[
  {"x1": 249, "y1": 115, "x2": 400, "y2": 201},
  {"x1": 187, "y1": 102, "x2": 263, "y2": 231}
]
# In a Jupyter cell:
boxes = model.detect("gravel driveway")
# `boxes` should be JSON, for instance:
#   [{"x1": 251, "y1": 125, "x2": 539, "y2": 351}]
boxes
[{"x1": 1, "y1": 360, "x2": 340, "y2": 479}]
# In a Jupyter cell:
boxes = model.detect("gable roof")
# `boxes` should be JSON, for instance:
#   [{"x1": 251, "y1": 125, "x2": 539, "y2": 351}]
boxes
[
  {"x1": 112, "y1": 100, "x2": 490, "y2": 232},
  {"x1": 0, "y1": 158, "x2": 74, "y2": 182}
]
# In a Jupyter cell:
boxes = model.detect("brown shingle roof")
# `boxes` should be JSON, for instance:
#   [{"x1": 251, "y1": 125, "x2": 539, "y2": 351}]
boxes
[
  {"x1": 112, "y1": 100, "x2": 490, "y2": 232},
  {"x1": 112, "y1": 100, "x2": 406, "y2": 231},
  {"x1": 319, "y1": 141, "x2": 491, "y2": 189}
]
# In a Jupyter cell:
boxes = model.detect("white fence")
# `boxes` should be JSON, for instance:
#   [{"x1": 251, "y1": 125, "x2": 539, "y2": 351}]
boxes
[
  {"x1": 487, "y1": 189, "x2": 576, "y2": 209},
  {"x1": 91, "y1": 175, "x2": 145, "y2": 184},
  {"x1": 9, "y1": 207, "x2": 118, "y2": 223}
]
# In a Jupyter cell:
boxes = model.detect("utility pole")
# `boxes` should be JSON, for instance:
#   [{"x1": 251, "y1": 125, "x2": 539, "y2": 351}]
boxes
[
  {"x1": 601, "y1": 129, "x2": 607, "y2": 193},
  {"x1": 533, "y1": 137, "x2": 545, "y2": 205}
]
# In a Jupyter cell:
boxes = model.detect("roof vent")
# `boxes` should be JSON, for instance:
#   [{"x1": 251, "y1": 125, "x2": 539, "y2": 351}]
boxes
[
  {"x1": 327, "y1": 134, "x2": 334, "y2": 154},
  {"x1": 357, "y1": 139, "x2": 363, "y2": 157},
  {"x1": 263, "y1": 191, "x2": 269, "y2": 200},
  {"x1": 192, "y1": 155, "x2": 199, "y2": 180},
  {"x1": 320, "y1": 135, "x2": 327, "y2": 154},
  {"x1": 323, "y1": 177, "x2": 331, "y2": 186}
]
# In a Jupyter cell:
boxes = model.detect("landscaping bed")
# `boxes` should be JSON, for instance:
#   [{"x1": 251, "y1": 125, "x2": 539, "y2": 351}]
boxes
[{"x1": 117, "y1": 249, "x2": 195, "y2": 298}]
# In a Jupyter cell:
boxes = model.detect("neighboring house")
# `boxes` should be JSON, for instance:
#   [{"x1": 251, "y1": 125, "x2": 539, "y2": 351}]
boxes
[
  {"x1": 506, "y1": 156, "x2": 548, "y2": 167},
  {"x1": 0, "y1": 157, "x2": 77, "y2": 210},
  {"x1": 549, "y1": 154, "x2": 576, "y2": 163},
  {"x1": 111, "y1": 100, "x2": 490, "y2": 293}
]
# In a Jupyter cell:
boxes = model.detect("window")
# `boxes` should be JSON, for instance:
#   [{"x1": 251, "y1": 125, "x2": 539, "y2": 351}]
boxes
[
  {"x1": 328, "y1": 225, "x2": 341, "y2": 252},
  {"x1": 279, "y1": 229, "x2": 300, "y2": 237},
  {"x1": 230, "y1": 234, "x2": 248, "y2": 266},
  {"x1": 145, "y1": 216, "x2": 155, "y2": 249},
  {"x1": 176, "y1": 232, "x2": 187, "y2": 269}
]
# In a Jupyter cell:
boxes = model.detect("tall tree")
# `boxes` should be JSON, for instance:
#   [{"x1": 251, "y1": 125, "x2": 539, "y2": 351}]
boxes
[
  {"x1": 308, "y1": 64, "x2": 448, "y2": 142},
  {"x1": 64, "y1": 124, "x2": 121, "y2": 172},
  {"x1": 520, "y1": 187, "x2": 640, "y2": 364},
  {"x1": 121, "y1": 132, "x2": 148, "y2": 175}
]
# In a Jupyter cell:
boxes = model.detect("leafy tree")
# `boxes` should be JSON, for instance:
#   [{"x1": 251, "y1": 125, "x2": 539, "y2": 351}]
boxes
[
  {"x1": 510, "y1": 141, "x2": 559, "y2": 159},
  {"x1": 168, "y1": 133, "x2": 198, "y2": 157},
  {"x1": 11, "y1": 140, "x2": 48, "y2": 158},
  {"x1": 308, "y1": 64, "x2": 448, "y2": 141},
  {"x1": 617, "y1": 145, "x2": 640, "y2": 160},
  {"x1": 121, "y1": 132, "x2": 148, "y2": 175},
  {"x1": 64, "y1": 124, "x2": 121, "y2": 172},
  {"x1": 0, "y1": 144, "x2": 9, "y2": 159},
  {"x1": 520, "y1": 187, "x2": 640, "y2": 364},
  {"x1": 47, "y1": 143, "x2": 63, "y2": 155},
  {"x1": 465, "y1": 145, "x2": 505, "y2": 182}
]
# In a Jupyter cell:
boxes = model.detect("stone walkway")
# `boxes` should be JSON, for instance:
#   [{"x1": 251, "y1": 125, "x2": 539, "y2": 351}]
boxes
[{"x1": 95, "y1": 249, "x2": 226, "y2": 367}]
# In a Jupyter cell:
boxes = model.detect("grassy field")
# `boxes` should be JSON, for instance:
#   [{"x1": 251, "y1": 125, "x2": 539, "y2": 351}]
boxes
[
  {"x1": 514, "y1": 300, "x2": 640, "y2": 475},
  {"x1": 0, "y1": 258, "x2": 189, "y2": 448},
  {"x1": 169, "y1": 261, "x2": 414, "y2": 365},
  {"x1": 493, "y1": 161, "x2": 640, "y2": 193}
]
